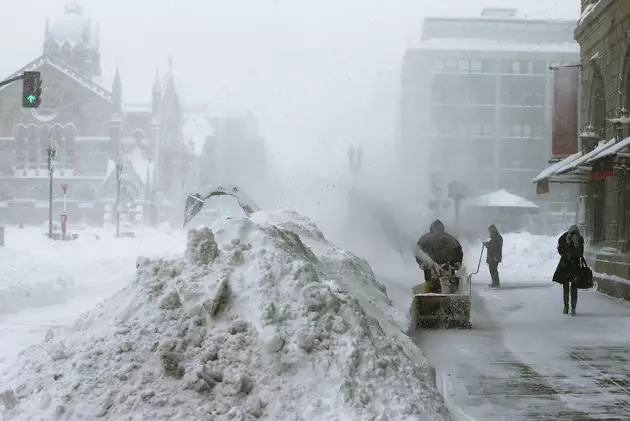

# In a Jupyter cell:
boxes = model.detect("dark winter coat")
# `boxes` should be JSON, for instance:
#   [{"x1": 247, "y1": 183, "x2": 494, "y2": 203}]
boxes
[
  {"x1": 485, "y1": 224, "x2": 503, "y2": 264},
  {"x1": 552, "y1": 225, "x2": 585, "y2": 285},
  {"x1": 416, "y1": 219, "x2": 464, "y2": 267}
]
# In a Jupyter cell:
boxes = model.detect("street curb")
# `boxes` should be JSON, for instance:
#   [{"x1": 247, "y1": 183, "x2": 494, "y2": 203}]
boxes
[{"x1": 436, "y1": 370, "x2": 478, "y2": 421}]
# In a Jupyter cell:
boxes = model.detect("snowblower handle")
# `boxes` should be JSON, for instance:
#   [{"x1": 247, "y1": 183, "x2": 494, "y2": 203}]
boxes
[{"x1": 467, "y1": 245, "x2": 486, "y2": 296}]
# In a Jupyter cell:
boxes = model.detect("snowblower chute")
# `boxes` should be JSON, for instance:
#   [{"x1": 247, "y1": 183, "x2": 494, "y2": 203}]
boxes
[
  {"x1": 183, "y1": 184, "x2": 262, "y2": 228},
  {"x1": 409, "y1": 247, "x2": 484, "y2": 332}
]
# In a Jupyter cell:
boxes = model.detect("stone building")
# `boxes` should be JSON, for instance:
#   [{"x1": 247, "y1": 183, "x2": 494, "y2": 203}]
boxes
[
  {"x1": 534, "y1": 0, "x2": 630, "y2": 299},
  {"x1": 0, "y1": 1, "x2": 194, "y2": 226}
]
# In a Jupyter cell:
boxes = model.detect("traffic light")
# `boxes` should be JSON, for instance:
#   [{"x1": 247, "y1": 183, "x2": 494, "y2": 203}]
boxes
[{"x1": 22, "y1": 71, "x2": 42, "y2": 108}]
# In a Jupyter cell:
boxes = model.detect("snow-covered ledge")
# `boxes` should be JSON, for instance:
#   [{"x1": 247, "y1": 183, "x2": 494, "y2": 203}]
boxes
[{"x1": 575, "y1": 0, "x2": 608, "y2": 37}]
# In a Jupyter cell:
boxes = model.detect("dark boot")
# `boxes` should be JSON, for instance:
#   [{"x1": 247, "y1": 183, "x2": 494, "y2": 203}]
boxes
[
  {"x1": 563, "y1": 305, "x2": 569, "y2": 315},
  {"x1": 563, "y1": 283, "x2": 570, "y2": 314},
  {"x1": 570, "y1": 284, "x2": 578, "y2": 316}
]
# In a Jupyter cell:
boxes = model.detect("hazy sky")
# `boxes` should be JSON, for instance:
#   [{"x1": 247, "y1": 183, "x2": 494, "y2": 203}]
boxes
[{"x1": 1, "y1": 0, "x2": 580, "y2": 171}]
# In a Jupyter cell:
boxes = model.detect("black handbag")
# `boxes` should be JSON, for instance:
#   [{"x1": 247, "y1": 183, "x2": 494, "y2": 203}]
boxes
[{"x1": 574, "y1": 257, "x2": 594, "y2": 289}]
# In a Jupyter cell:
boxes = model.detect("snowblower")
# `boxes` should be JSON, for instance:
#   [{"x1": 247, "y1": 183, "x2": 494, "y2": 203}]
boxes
[
  {"x1": 408, "y1": 246, "x2": 485, "y2": 332},
  {"x1": 183, "y1": 184, "x2": 262, "y2": 228}
]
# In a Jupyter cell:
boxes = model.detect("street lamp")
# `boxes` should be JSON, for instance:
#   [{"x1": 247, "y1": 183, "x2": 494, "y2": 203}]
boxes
[
  {"x1": 60, "y1": 183, "x2": 68, "y2": 241},
  {"x1": 47, "y1": 138, "x2": 57, "y2": 240},
  {"x1": 115, "y1": 157, "x2": 124, "y2": 238}
]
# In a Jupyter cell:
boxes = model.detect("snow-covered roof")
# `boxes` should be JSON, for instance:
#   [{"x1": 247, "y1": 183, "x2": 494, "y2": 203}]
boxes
[
  {"x1": 555, "y1": 138, "x2": 614, "y2": 175},
  {"x1": 463, "y1": 189, "x2": 539, "y2": 209},
  {"x1": 532, "y1": 151, "x2": 582, "y2": 183},
  {"x1": 49, "y1": 8, "x2": 93, "y2": 48},
  {"x1": 588, "y1": 135, "x2": 630, "y2": 162},
  {"x1": 418, "y1": 38, "x2": 580, "y2": 54},
  {"x1": 0, "y1": 55, "x2": 112, "y2": 103}
]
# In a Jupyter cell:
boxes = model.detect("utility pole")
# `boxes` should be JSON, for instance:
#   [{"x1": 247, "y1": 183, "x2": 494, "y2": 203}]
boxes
[
  {"x1": 47, "y1": 138, "x2": 56, "y2": 239},
  {"x1": 115, "y1": 157, "x2": 123, "y2": 238}
]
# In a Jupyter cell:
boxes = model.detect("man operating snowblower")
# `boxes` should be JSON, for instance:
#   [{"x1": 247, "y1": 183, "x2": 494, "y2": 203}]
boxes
[{"x1": 414, "y1": 219, "x2": 464, "y2": 294}]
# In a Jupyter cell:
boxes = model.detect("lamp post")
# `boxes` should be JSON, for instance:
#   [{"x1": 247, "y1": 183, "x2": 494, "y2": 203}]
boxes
[
  {"x1": 115, "y1": 158, "x2": 123, "y2": 238},
  {"x1": 60, "y1": 183, "x2": 68, "y2": 241},
  {"x1": 46, "y1": 139, "x2": 57, "y2": 240}
]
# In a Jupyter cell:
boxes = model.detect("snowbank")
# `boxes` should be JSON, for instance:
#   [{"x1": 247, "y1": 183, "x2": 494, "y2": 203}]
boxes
[
  {"x1": 0, "y1": 210, "x2": 449, "y2": 421},
  {"x1": 465, "y1": 231, "x2": 558, "y2": 283}
]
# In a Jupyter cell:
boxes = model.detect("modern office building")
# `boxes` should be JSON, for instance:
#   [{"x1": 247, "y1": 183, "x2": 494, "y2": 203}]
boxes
[{"x1": 400, "y1": 8, "x2": 580, "y2": 226}]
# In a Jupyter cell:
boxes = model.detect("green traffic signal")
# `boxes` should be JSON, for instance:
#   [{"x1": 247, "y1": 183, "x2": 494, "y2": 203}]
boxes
[{"x1": 22, "y1": 71, "x2": 42, "y2": 108}]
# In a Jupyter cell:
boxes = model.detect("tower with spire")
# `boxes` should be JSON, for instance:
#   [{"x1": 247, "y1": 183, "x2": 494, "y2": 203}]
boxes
[{"x1": 43, "y1": 0, "x2": 101, "y2": 78}]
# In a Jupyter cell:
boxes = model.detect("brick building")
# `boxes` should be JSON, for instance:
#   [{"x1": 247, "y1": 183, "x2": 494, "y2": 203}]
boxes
[
  {"x1": 0, "y1": 1, "x2": 195, "y2": 226},
  {"x1": 534, "y1": 0, "x2": 630, "y2": 299}
]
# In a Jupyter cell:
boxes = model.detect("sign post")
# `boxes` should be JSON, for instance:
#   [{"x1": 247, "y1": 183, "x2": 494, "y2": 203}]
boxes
[{"x1": 61, "y1": 183, "x2": 68, "y2": 241}]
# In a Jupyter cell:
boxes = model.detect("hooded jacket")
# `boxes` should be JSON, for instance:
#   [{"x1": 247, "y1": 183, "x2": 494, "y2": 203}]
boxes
[
  {"x1": 416, "y1": 219, "x2": 464, "y2": 266},
  {"x1": 552, "y1": 225, "x2": 585, "y2": 284},
  {"x1": 486, "y1": 224, "x2": 503, "y2": 264}
]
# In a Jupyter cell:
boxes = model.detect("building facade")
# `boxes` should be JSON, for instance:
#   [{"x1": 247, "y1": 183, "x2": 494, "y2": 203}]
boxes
[
  {"x1": 0, "y1": 1, "x2": 195, "y2": 226},
  {"x1": 535, "y1": 0, "x2": 630, "y2": 299},
  {"x1": 400, "y1": 8, "x2": 580, "y2": 229}
]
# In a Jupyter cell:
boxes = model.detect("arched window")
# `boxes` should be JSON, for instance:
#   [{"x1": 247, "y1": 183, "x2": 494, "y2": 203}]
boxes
[{"x1": 15, "y1": 134, "x2": 26, "y2": 170}]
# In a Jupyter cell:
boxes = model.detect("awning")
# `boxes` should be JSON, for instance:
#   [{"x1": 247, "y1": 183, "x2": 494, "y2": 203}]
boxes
[
  {"x1": 532, "y1": 151, "x2": 582, "y2": 183},
  {"x1": 555, "y1": 138, "x2": 615, "y2": 175},
  {"x1": 587, "y1": 135, "x2": 630, "y2": 163},
  {"x1": 463, "y1": 189, "x2": 539, "y2": 209}
]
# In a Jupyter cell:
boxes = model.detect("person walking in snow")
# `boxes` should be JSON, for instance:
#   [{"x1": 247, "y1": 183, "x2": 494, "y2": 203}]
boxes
[
  {"x1": 552, "y1": 225, "x2": 584, "y2": 315},
  {"x1": 415, "y1": 219, "x2": 464, "y2": 293},
  {"x1": 483, "y1": 224, "x2": 503, "y2": 288}
]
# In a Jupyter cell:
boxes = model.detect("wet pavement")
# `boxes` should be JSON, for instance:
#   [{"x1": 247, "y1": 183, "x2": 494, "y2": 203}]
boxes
[{"x1": 413, "y1": 280, "x2": 630, "y2": 421}]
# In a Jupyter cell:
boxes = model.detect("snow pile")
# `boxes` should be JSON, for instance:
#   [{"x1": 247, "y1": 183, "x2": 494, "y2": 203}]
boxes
[
  {"x1": 465, "y1": 231, "x2": 558, "y2": 283},
  {"x1": 577, "y1": 2, "x2": 597, "y2": 25},
  {"x1": 0, "y1": 210, "x2": 449, "y2": 421}
]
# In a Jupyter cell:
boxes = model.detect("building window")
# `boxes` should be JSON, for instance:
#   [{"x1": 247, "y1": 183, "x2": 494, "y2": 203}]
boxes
[
  {"x1": 483, "y1": 60, "x2": 496, "y2": 73},
  {"x1": 39, "y1": 138, "x2": 48, "y2": 170},
  {"x1": 500, "y1": 138, "x2": 545, "y2": 169},
  {"x1": 27, "y1": 140, "x2": 37, "y2": 170},
  {"x1": 471, "y1": 123, "x2": 483, "y2": 136},
  {"x1": 458, "y1": 59, "x2": 470, "y2": 73},
  {"x1": 433, "y1": 59, "x2": 444, "y2": 71},
  {"x1": 65, "y1": 139, "x2": 74, "y2": 168},
  {"x1": 15, "y1": 137, "x2": 26, "y2": 170},
  {"x1": 534, "y1": 60, "x2": 547, "y2": 74},
  {"x1": 534, "y1": 124, "x2": 544, "y2": 138},
  {"x1": 445, "y1": 59, "x2": 457, "y2": 72},
  {"x1": 471, "y1": 60, "x2": 482, "y2": 73},
  {"x1": 511, "y1": 61, "x2": 521, "y2": 74}
]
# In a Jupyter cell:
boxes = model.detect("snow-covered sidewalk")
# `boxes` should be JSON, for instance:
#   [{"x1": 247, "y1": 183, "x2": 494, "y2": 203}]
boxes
[{"x1": 418, "y1": 280, "x2": 630, "y2": 421}]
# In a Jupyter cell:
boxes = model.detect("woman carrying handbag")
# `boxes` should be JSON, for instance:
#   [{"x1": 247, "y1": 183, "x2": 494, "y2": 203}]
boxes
[{"x1": 552, "y1": 225, "x2": 587, "y2": 315}]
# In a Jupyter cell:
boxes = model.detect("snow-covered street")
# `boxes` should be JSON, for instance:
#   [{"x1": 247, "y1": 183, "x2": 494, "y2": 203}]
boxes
[{"x1": 390, "y1": 233, "x2": 630, "y2": 421}]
